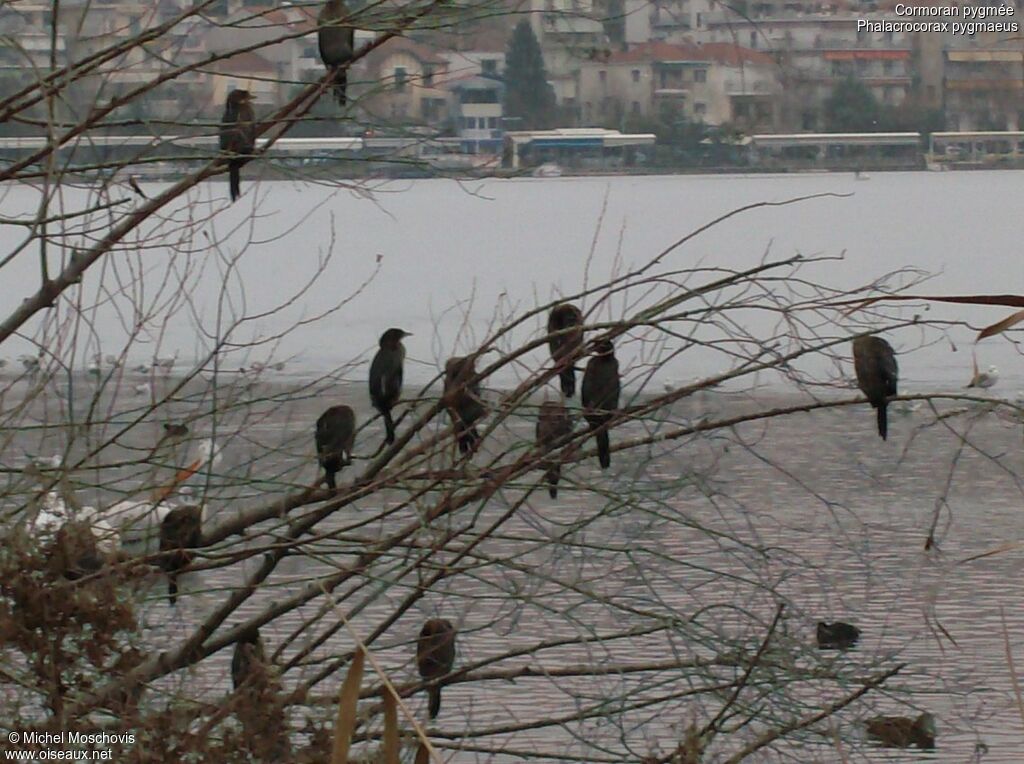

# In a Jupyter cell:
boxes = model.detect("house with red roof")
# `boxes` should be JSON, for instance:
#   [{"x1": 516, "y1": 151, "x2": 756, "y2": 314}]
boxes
[{"x1": 577, "y1": 41, "x2": 780, "y2": 130}]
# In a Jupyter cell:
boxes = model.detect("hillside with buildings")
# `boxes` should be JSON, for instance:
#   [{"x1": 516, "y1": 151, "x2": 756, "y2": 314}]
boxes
[{"x1": 1, "y1": 0, "x2": 1021, "y2": 166}]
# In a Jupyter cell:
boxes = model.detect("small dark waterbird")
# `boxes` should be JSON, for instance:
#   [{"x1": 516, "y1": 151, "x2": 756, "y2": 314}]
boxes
[
  {"x1": 219, "y1": 89, "x2": 256, "y2": 202},
  {"x1": 816, "y1": 621, "x2": 860, "y2": 650},
  {"x1": 369, "y1": 328, "x2": 410, "y2": 445},
  {"x1": 417, "y1": 618, "x2": 456, "y2": 719},
  {"x1": 158, "y1": 505, "x2": 202, "y2": 605},
  {"x1": 315, "y1": 405, "x2": 356, "y2": 490},
  {"x1": 853, "y1": 335, "x2": 898, "y2": 440},
  {"x1": 547, "y1": 303, "x2": 584, "y2": 398},
  {"x1": 581, "y1": 339, "x2": 620, "y2": 469},
  {"x1": 318, "y1": 0, "x2": 355, "y2": 106},
  {"x1": 865, "y1": 712, "x2": 936, "y2": 750},
  {"x1": 231, "y1": 627, "x2": 268, "y2": 691},
  {"x1": 444, "y1": 356, "x2": 487, "y2": 455},
  {"x1": 536, "y1": 399, "x2": 572, "y2": 498},
  {"x1": 163, "y1": 422, "x2": 189, "y2": 438}
]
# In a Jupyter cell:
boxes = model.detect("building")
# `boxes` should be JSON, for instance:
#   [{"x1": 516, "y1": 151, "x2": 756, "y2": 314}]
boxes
[
  {"x1": 447, "y1": 76, "x2": 506, "y2": 154},
  {"x1": 357, "y1": 38, "x2": 450, "y2": 124},
  {"x1": 943, "y1": 47, "x2": 1024, "y2": 132},
  {"x1": 704, "y1": 2, "x2": 912, "y2": 130},
  {"x1": 577, "y1": 41, "x2": 779, "y2": 129}
]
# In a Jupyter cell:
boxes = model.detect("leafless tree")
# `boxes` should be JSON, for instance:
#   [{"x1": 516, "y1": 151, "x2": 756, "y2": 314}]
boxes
[{"x1": 1, "y1": 3, "x2": 1019, "y2": 763}]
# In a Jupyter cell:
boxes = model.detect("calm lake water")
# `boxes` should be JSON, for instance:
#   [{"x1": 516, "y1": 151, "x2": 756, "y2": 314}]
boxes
[
  {"x1": 2, "y1": 171, "x2": 1024, "y2": 388},
  {"x1": 2, "y1": 172, "x2": 1024, "y2": 761}
]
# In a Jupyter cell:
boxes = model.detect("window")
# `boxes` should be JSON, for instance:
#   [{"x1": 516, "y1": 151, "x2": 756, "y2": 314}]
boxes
[
  {"x1": 488, "y1": 117, "x2": 499, "y2": 128},
  {"x1": 481, "y1": 59, "x2": 498, "y2": 75},
  {"x1": 631, "y1": 69, "x2": 640, "y2": 83},
  {"x1": 696, "y1": 12, "x2": 703, "y2": 27},
  {"x1": 394, "y1": 67, "x2": 407, "y2": 92},
  {"x1": 631, "y1": 100, "x2": 641, "y2": 114},
  {"x1": 423, "y1": 65, "x2": 434, "y2": 87},
  {"x1": 599, "y1": 70, "x2": 607, "y2": 83},
  {"x1": 750, "y1": 31, "x2": 757, "y2": 47},
  {"x1": 694, "y1": 69, "x2": 706, "y2": 83},
  {"x1": 465, "y1": 117, "x2": 476, "y2": 129},
  {"x1": 882, "y1": 60, "x2": 893, "y2": 75},
  {"x1": 694, "y1": 102, "x2": 707, "y2": 116}
]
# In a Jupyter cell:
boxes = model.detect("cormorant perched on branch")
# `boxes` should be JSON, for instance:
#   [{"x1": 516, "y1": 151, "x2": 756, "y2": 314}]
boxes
[
  {"x1": 417, "y1": 618, "x2": 456, "y2": 719},
  {"x1": 443, "y1": 356, "x2": 486, "y2": 455},
  {"x1": 852, "y1": 335, "x2": 898, "y2": 440},
  {"x1": 218, "y1": 89, "x2": 255, "y2": 203},
  {"x1": 315, "y1": 405, "x2": 356, "y2": 490},
  {"x1": 369, "y1": 328, "x2": 410, "y2": 445},
  {"x1": 547, "y1": 303, "x2": 583, "y2": 398},
  {"x1": 581, "y1": 338, "x2": 620, "y2": 469},
  {"x1": 231, "y1": 627, "x2": 267, "y2": 691},
  {"x1": 536, "y1": 399, "x2": 572, "y2": 498},
  {"x1": 318, "y1": 0, "x2": 355, "y2": 106},
  {"x1": 158, "y1": 505, "x2": 202, "y2": 605}
]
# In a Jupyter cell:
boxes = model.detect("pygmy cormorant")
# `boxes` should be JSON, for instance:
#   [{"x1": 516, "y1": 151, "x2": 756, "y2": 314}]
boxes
[
  {"x1": 318, "y1": 0, "x2": 355, "y2": 105},
  {"x1": 417, "y1": 618, "x2": 456, "y2": 719},
  {"x1": 219, "y1": 89, "x2": 256, "y2": 203},
  {"x1": 852, "y1": 335, "x2": 898, "y2": 440},
  {"x1": 369, "y1": 328, "x2": 410, "y2": 445},
  {"x1": 547, "y1": 303, "x2": 584, "y2": 398},
  {"x1": 536, "y1": 399, "x2": 572, "y2": 498},
  {"x1": 315, "y1": 405, "x2": 356, "y2": 490},
  {"x1": 581, "y1": 338, "x2": 620, "y2": 469},
  {"x1": 444, "y1": 356, "x2": 486, "y2": 455}
]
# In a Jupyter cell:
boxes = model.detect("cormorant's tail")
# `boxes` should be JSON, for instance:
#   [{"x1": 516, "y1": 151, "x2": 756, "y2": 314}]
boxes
[
  {"x1": 383, "y1": 409, "x2": 395, "y2": 445},
  {"x1": 168, "y1": 575, "x2": 179, "y2": 606},
  {"x1": 545, "y1": 463, "x2": 560, "y2": 499},
  {"x1": 876, "y1": 401, "x2": 888, "y2": 441},
  {"x1": 596, "y1": 429, "x2": 610, "y2": 469},
  {"x1": 323, "y1": 470, "x2": 337, "y2": 491},
  {"x1": 228, "y1": 159, "x2": 242, "y2": 202},
  {"x1": 457, "y1": 426, "x2": 480, "y2": 455},
  {"x1": 428, "y1": 685, "x2": 443, "y2": 719},
  {"x1": 333, "y1": 69, "x2": 348, "y2": 106},
  {"x1": 559, "y1": 367, "x2": 576, "y2": 398}
]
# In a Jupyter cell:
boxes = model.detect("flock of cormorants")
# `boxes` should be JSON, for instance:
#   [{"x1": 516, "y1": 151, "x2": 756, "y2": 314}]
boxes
[
  {"x1": 227, "y1": 303, "x2": 616, "y2": 724},
  {"x1": 152, "y1": 300, "x2": 912, "y2": 734},
  {"x1": 312, "y1": 305, "x2": 622, "y2": 489},
  {"x1": 150, "y1": 10, "x2": 927, "y2": 734}
]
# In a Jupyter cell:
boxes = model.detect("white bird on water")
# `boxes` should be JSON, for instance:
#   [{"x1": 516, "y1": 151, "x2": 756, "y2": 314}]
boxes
[
  {"x1": 78, "y1": 437, "x2": 222, "y2": 553},
  {"x1": 967, "y1": 365, "x2": 999, "y2": 390}
]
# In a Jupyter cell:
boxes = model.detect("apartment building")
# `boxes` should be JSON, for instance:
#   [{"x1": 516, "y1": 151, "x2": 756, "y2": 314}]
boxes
[{"x1": 578, "y1": 40, "x2": 779, "y2": 129}]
